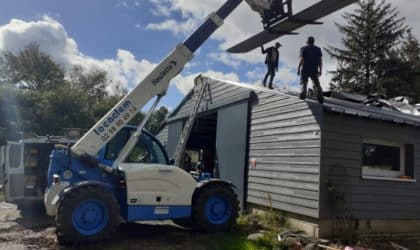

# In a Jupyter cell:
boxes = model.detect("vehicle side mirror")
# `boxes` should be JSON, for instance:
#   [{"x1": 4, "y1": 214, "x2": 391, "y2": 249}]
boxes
[{"x1": 169, "y1": 158, "x2": 175, "y2": 165}]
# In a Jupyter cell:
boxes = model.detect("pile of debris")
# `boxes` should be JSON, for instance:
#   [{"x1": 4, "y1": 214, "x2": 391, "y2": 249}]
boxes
[
  {"x1": 248, "y1": 230, "x2": 414, "y2": 250},
  {"x1": 323, "y1": 91, "x2": 420, "y2": 117}
]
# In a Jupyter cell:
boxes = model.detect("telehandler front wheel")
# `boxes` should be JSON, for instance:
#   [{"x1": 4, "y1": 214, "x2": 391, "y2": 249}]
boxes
[
  {"x1": 192, "y1": 184, "x2": 239, "y2": 232},
  {"x1": 55, "y1": 185, "x2": 120, "y2": 245}
]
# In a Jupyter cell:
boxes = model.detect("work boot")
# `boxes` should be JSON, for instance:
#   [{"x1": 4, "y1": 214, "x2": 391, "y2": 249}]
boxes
[{"x1": 299, "y1": 92, "x2": 306, "y2": 100}]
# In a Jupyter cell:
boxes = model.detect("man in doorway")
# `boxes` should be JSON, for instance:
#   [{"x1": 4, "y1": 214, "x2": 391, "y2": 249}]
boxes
[
  {"x1": 261, "y1": 42, "x2": 281, "y2": 89},
  {"x1": 297, "y1": 36, "x2": 324, "y2": 103}
]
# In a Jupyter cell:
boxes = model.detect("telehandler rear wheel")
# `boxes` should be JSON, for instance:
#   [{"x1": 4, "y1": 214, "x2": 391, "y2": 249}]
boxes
[
  {"x1": 55, "y1": 185, "x2": 120, "y2": 245},
  {"x1": 192, "y1": 184, "x2": 239, "y2": 232}
]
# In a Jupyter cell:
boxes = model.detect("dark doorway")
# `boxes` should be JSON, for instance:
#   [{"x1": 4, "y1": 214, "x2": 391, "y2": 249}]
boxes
[
  {"x1": 184, "y1": 112, "x2": 218, "y2": 175},
  {"x1": 167, "y1": 101, "x2": 250, "y2": 211}
]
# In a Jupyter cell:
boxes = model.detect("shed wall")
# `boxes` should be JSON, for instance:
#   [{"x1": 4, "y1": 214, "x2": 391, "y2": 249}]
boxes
[
  {"x1": 0, "y1": 146, "x2": 4, "y2": 185},
  {"x1": 156, "y1": 125, "x2": 168, "y2": 149},
  {"x1": 168, "y1": 82, "x2": 251, "y2": 121},
  {"x1": 167, "y1": 120, "x2": 183, "y2": 159},
  {"x1": 247, "y1": 92, "x2": 323, "y2": 218},
  {"x1": 320, "y1": 113, "x2": 420, "y2": 219}
]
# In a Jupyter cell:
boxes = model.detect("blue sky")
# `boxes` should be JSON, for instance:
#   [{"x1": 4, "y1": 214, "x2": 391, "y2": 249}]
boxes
[{"x1": 0, "y1": 0, "x2": 419, "y2": 110}]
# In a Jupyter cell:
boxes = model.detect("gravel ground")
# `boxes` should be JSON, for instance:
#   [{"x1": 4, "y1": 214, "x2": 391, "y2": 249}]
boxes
[
  {"x1": 0, "y1": 202, "x2": 57, "y2": 250},
  {"x1": 0, "y1": 201, "x2": 233, "y2": 250}
]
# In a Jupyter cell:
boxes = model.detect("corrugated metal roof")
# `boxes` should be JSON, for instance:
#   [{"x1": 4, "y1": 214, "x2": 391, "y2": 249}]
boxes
[{"x1": 322, "y1": 96, "x2": 420, "y2": 127}]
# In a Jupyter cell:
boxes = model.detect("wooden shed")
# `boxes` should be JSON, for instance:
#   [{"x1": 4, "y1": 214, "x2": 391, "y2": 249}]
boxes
[{"x1": 157, "y1": 76, "x2": 420, "y2": 237}]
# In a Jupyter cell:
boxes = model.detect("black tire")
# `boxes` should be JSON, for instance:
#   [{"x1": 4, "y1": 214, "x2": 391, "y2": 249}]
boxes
[
  {"x1": 192, "y1": 184, "x2": 239, "y2": 233},
  {"x1": 55, "y1": 185, "x2": 120, "y2": 245}
]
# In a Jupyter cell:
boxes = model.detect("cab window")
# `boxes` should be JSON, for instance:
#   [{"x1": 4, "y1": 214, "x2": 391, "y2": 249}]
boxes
[
  {"x1": 104, "y1": 128, "x2": 168, "y2": 165},
  {"x1": 126, "y1": 134, "x2": 168, "y2": 165},
  {"x1": 104, "y1": 129, "x2": 130, "y2": 160}
]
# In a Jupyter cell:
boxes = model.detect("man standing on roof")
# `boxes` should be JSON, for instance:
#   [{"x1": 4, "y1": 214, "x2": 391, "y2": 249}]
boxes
[
  {"x1": 298, "y1": 36, "x2": 324, "y2": 103},
  {"x1": 261, "y1": 42, "x2": 281, "y2": 89}
]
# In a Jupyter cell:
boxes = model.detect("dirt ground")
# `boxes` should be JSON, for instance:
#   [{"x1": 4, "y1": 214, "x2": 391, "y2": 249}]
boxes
[
  {"x1": 0, "y1": 201, "x2": 244, "y2": 250},
  {"x1": 1, "y1": 199, "x2": 419, "y2": 250}
]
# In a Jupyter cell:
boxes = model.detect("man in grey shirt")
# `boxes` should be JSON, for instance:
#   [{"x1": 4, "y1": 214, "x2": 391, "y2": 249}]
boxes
[{"x1": 297, "y1": 36, "x2": 324, "y2": 103}]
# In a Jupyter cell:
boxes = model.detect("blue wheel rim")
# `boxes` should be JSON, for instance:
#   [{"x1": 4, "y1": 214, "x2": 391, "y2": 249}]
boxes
[
  {"x1": 72, "y1": 199, "x2": 109, "y2": 236},
  {"x1": 205, "y1": 195, "x2": 232, "y2": 225}
]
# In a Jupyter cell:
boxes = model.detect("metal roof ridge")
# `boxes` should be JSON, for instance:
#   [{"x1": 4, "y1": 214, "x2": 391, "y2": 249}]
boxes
[{"x1": 200, "y1": 76, "x2": 297, "y2": 99}]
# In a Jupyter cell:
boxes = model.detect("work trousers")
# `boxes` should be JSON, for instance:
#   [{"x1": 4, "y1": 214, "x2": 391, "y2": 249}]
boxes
[
  {"x1": 263, "y1": 63, "x2": 276, "y2": 88},
  {"x1": 300, "y1": 73, "x2": 323, "y2": 100}
]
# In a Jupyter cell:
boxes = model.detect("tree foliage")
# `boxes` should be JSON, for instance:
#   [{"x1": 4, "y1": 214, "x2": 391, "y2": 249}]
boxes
[
  {"x1": 327, "y1": 0, "x2": 407, "y2": 96},
  {"x1": 1, "y1": 43, "x2": 65, "y2": 90},
  {"x1": 380, "y1": 30, "x2": 420, "y2": 101},
  {"x1": 0, "y1": 43, "x2": 168, "y2": 144}
]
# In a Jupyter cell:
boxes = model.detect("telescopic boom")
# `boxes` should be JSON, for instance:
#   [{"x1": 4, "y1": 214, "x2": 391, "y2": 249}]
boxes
[{"x1": 71, "y1": 0, "x2": 244, "y2": 157}]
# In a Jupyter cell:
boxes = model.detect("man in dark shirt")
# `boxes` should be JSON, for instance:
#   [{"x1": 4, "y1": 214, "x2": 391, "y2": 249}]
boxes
[
  {"x1": 297, "y1": 36, "x2": 324, "y2": 103},
  {"x1": 261, "y1": 42, "x2": 281, "y2": 89}
]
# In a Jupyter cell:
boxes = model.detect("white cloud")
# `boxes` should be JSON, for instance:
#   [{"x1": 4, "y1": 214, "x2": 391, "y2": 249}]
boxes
[
  {"x1": 149, "y1": 0, "x2": 173, "y2": 17},
  {"x1": 246, "y1": 67, "x2": 264, "y2": 81},
  {"x1": 0, "y1": 16, "x2": 241, "y2": 97},
  {"x1": 246, "y1": 65, "x2": 298, "y2": 89},
  {"x1": 208, "y1": 52, "x2": 241, "y2": 69},
  {"x1": 0, "y1": 16, "x2": 159, "y2": 92},
  {"x1": 146, "y1": 19, "x2": 198, "y2": 35},
  {"x1": 116, "y1": 0, "x2": 128, "y2": 8},
  {"x1": 172, "y1": 70, "x2": 240, "y2": 95}
]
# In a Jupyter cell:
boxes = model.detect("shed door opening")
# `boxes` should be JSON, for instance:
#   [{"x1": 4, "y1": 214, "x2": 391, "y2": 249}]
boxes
[
  {"x1": 183, "y1": 113, "x2": 218, "y2": 175},
  {"x1": 167, "y1": 101, "x2": 250, "y2": 210}
]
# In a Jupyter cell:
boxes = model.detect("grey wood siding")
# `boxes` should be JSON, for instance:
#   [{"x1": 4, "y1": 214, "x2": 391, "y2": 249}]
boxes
[
  {"x1": 319, "y1": 113, "x2": 420, "y2": 219},
  {"x1": 216, "y1": 101, "x2": 249, "y2": 209},
  {"x1": 168, "y1": 81, "x2": 251, "y2": 121},
  {"x1": 167, "y1": 120, "x2": 183, "y2": 159},
  {"x1": 247, "y1": 92, "x2": 323, "y2": 218},
  {"x1": 156, "y1": 125, "x2": 168, "y2": 148}
]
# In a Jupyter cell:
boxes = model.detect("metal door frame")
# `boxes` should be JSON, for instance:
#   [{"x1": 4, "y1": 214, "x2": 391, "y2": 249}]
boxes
[{"x1": 5, "y1": 142, "x2": 24, "y2": 201}]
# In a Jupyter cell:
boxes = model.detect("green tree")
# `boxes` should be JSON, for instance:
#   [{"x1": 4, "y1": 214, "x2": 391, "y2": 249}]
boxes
[
  {"x1": 380, "y1": 30, "x2": 420, "y2": 102},
  {"x1": 145, "y1": 106, "x2": 169, "y2": 134},
  {"x1": 0, "y1": 85, "x2": 21, "y2": 143},
  {"x1": 327, "y1": 0, "x2": 407, "y2": 95},
  {"x1": 68, "y1": 65, "x2": 108, "y2": 105},
  {"x1": 128, "y1": 106, "x2": 169, "y2": 135},
  {"x1": 2, "y1": 42, "x2": 65, "y2": 90},
  {"x1": 0, "y1": 42, "x2": 169, "y2": 142}
]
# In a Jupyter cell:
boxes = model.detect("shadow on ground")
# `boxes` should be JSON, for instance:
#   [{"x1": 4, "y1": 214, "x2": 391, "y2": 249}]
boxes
[
  {"x1": 0, "y1": 201, "x2": 250, "y2": 250},
  {"x1": 70, "y1": 222, "x2": 250, "y2": 250}
]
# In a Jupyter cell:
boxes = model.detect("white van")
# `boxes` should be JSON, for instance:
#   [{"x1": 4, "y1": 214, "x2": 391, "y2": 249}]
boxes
[{"x1": 2, "y1": 136, "x2": 75, "y2": 212}]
